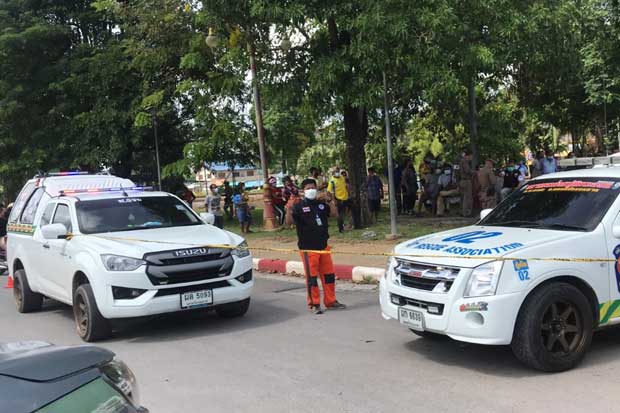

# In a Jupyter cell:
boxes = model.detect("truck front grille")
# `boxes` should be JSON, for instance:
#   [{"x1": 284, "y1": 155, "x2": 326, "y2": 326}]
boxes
[
  {"x1": 395, "y1": 260, "x2": 459, "y2": 293},
  {"x1": 144, "y1": 248, "x2": 234, "y2": 285}
]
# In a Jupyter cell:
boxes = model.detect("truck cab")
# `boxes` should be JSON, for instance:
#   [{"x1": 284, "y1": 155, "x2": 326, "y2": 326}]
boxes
[
  {"x1": 7, "y1": 174, "x2": 253, "y2": 342},
  {"x1": 381, "y1": 167, "x2": 620, "y2": 371}
]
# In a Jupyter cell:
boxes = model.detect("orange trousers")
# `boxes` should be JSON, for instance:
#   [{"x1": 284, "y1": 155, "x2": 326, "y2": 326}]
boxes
[{"x1": 300, "y1": 247, "x2": 337, "y2": 308}]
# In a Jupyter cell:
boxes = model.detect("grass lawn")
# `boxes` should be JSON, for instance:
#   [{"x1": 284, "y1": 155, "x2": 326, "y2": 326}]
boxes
[{"x1": 203, "y1": 207, "x2": 465, "y2": 244}]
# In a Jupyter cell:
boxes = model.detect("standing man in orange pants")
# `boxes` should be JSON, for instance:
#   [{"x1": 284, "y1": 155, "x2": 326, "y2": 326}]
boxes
[{"x1": 293, "y1": 178, "x2": 347, "y2": 314}]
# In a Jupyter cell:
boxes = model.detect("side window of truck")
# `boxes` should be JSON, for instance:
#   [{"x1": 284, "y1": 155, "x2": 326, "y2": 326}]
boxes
[
  {"x1": 20, "y1": 188, "x2": 44, "y2": 225},
  {"x1": 8, "y1": 182, "x2": 35, "y2": 224},
  {"x1": 52, "y1": 204, "x2": 72, "y2": 232},
  {"x1": 40, "y1": 203, "x2": 56, "y2": 227}
]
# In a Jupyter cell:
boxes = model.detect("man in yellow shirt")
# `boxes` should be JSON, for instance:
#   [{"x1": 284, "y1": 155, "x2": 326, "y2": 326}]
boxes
[{"x1": 327, "y1": 167, "x2": 350, "y2": 233}]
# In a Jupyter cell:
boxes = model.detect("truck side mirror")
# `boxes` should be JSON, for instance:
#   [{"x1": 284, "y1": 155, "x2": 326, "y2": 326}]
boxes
[
  {"x1": 41, "y1": 223, "x2": 68, "y2": 240},
  {"x1": 200, "y1": 212, "x2": 215, "y2": 225},
  {"x1": 480, "y1": 209, "x2": 493, "y2": 220}
]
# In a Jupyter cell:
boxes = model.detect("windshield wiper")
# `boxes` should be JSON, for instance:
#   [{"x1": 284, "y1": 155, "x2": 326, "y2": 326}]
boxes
[
  {"x1": 486, "y1": 220, "x2": 543, "y2": 228},
  {"x1": 539, "y1": 223, "x2": 588, "y2": 232}
]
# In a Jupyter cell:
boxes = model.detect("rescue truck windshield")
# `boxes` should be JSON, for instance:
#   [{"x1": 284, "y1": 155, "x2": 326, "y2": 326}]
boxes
[
  {"x1": 480, "y1": 177, "x2": 620, "y2": 232},
  {"x1": 76, "y1": 196, "x2": 202, "y2": 234}
]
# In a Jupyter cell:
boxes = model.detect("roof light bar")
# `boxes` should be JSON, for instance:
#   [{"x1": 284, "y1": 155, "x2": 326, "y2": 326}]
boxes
[
  {"x1": 59, "y1": 187, "x2": 153, "y2": 195},
  {"x1": 48, "y1": 171, "x2": 90, "y2": 177}
]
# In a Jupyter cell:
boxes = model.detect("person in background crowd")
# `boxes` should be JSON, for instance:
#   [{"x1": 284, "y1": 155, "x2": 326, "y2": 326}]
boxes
[
  {"x1": 517, "y1": 160, "x2": 529, "y2": 183},
  {"x1": 293, "y1": 178, "x2": 346, "y2": 314},
  {"x1": 392, "y1": 163, "x2": 403, "y2": 214},
  {"x1": 365, "y1": 167, "x2": 384, "y2": 223},
  {"x1": 416, "y1": 164, "x2": 441, "y2": 214},
  {"x1": 541, "y1": 150, "x2": 558, "y2": 175},
  {"x1": 309, "y1": 167, "x2": 327, "y2": 191},
  {"x1": 283, "y1": 176, "x2": 301, "y2": 228},
  {"x1": 269, "y1": 176, "x2": 286, "y2": 226},
  {"x1": 477, "y1": 159, "x2": 497, "y2": 209},
  {"x1": 501, "y1": 161, "x2": 521, "y2": 200},
  {"x1": 0, "y1": 205, "x2": 11, "y2": 252},
  {"x1": 223, "y1": 181, "x2": 234, "y2": 220},
  {"x1": 436, "y1": 166, "x2": 459, "y2": 217},
  {"x1": 206, "y1": 184, "x2": 224, "y2": 229},
  {"x1": 418, "y1": 156, "x2": 432, "y2": 191},
  {"x1": 177, "y1": 185, "x2": 196, "y2": 208},
  {"x1": 402, "y1": 160, "x2": 419, "y2": 214},
  {"x1": 530, "y1": 151, "x2": 544, "y2": 178},
  {"x1": 233, "y1": 182, "x2": 252, "y2": 233},
  {"x1": 458, "y1": 150, "x2": 475, "y2": 217},
  {"x1": 327, "y1": 167, "x2": 350, "y2": 233}
]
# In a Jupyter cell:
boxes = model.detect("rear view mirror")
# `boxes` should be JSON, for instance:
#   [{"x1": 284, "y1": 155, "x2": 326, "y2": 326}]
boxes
[
  {"x1": 200, "y1": 212, "x2": 215, "y2": 225},
  {"x1": 41, "y1": 223, "x2": 68, "y2": 240},
  {"x1": 480, "y1": 209, "x2": 493, "y2": 220}
]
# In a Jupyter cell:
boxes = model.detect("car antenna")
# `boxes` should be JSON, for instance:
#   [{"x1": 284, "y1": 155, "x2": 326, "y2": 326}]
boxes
[{"x1": 120, "y1": 184, "x2": 128, "y2": 197}]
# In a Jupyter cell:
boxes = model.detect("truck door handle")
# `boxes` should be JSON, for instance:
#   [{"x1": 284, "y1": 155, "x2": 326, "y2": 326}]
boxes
[{"x1": 42, "y1": 243, "x2": 50, "y2": 249}]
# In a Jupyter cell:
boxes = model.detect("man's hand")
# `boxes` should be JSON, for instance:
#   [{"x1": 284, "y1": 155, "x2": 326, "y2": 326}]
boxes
[{"x1": 317, "y1": 191, "x2": 332, "y2": 203}]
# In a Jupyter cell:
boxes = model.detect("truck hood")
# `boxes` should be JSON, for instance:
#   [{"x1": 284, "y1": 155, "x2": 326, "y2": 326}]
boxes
[
  {"x1": 78, "y1": 224, "x2": 243, "y2": 258},
  {"x1": 394, "y1": 225, "x2": 583, "y2": 268}
]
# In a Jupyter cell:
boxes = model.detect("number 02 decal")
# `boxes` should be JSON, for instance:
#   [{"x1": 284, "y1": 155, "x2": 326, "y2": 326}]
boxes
[{"x1": 442, "y1": 230, "x2": 503, "y2": 244}]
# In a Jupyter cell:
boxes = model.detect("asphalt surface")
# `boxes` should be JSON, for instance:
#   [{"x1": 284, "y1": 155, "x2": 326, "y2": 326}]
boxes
[{"x1": 2, "y1": 273, "x2": 620, "y2": 412}]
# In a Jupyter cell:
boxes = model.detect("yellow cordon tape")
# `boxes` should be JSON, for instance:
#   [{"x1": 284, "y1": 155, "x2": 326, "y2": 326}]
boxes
[{"x1": 64, "y1": 233, "x2": 617, "y2": 263}]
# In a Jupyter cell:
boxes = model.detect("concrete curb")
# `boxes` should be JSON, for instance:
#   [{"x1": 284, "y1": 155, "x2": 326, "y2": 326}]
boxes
[{"x1": 252, "y1": 258, "x2": 384, "y2": 283}]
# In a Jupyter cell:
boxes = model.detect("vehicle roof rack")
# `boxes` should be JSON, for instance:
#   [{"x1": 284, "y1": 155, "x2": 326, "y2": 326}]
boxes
[{"x1": 58, "y1": 187, "x2": 153, "y2": 196}]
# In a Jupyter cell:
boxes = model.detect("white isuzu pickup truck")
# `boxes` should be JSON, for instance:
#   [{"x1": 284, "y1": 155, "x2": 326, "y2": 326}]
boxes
[
  {"x1": 7, "y1": 174, "x2": 253, "y2": 341},
  {"x1": 381, "y1": 167, "x2": 620, "y2": 371}
]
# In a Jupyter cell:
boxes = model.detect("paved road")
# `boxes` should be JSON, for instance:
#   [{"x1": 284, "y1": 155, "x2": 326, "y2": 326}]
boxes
[{"x1": 1, "y1": 274, "x2": 620, "y2": 412}]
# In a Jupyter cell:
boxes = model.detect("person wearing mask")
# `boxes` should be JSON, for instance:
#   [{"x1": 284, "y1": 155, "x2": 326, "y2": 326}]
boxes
[
  {"x1": 541, "y1": 150, "x2": 558, "y2": 175},
  {"x1": 436, "y1": 167, "x2": 459, "y2": 217},
  {"x1": 293, "y1": 179, "x2": 346, "y2": 314},
  {"x1": 233, "y1": 183, "x2": 252, "y2": 233},
  {"x1": 365, "y1": 167, "x2": 384, "y2": 223},
  {"x1": 416, "y1": 166, "x2": 441, "y2": 214},
  {"x1": 517, "y1": 160, "x2": 529, "y2": 183},
  {"x1": 327, "y1": 167, "x2": 350, "y2": 233},
  {"x1": 530, "y1": 152, "x2": 543, "y2": 178},
  {"x1": 501, "y1": 161, "x2": 521, "y2": 200},
  {"x1": 223, "y1": 181, "x2": 234, "y2": 221},
  {"x1": 206, "y1": 184, "x2": 224, "y2": 229},
  {"x1": 477, "y1": 159, "x2": 497, "y2": 209},
  {"x1": 283, "y1": 176, "x2": 301, "y2": 228},
  {"x1": 402, "y1": 160, "x2": 419, "y2": 214},
  {"x1": 458, "y1": 150, "x2": 475, "y2": 217},
  {"x1": 268, "y1": 177, "x2": 286, "y2": 226}
]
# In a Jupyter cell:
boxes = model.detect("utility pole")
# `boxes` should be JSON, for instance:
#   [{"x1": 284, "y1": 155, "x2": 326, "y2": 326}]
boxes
[
  {"x1": 150, "y1": 108, "x2": 162, "y2": 191},
  {"x1": 248, "y1": 40, "x2": 278, "y2": 230},
  {"x1": 383, "y1": 72, "x2": 398, "y2": 239}
]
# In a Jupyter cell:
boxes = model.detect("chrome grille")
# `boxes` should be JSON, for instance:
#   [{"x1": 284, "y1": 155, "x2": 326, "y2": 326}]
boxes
[{"x1": 395, "y1": 260, "x2": 459, "y2": 293}]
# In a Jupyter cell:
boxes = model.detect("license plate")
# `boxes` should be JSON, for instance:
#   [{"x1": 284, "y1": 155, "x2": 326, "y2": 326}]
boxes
[
  {"x1": 399, "y1": 307, "x2": 424, "y2": 331},
  {"x1": 180, "y1": 289, "x2": 213, "y2": 309}
]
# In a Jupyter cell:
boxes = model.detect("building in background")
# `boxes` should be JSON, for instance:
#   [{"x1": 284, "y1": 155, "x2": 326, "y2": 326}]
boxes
[{"x1": 194, "y1": 163, "x2": 264, "y2": 190}]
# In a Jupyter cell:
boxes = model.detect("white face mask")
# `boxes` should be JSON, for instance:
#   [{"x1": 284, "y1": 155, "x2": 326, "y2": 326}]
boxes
[
  {"x1": 304, "y1": 189, "x2": 318, "y2": 200},
  {"x1": 333, "y1": 172, "x2": 341, "y2": 178}
]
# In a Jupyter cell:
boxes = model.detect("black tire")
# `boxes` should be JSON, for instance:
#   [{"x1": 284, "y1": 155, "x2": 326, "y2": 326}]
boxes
[
  {"x1": 511, "y1": 283, "x2": 593, "y2": 372},
  {"x1": 215, "y1": 298, "x2": 250, "y2": 318},
  {"x1": 410, "y1": 329, "x2": 449, "y2": 340},
  {"x1": 73, "y1": 283, "x2": 111, "y2": 342},
  {"x1": 13, "y1": 269, "x2": 43, "y2": 313}
]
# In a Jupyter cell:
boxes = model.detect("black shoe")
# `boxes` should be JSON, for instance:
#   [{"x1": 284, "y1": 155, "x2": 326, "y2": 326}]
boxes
[
  {"x1": 327, "y1": 301, "x2": 347, "y2": 310},
  {"x1": 312, "y1": 306, "x2": 324, "y2": 315}
]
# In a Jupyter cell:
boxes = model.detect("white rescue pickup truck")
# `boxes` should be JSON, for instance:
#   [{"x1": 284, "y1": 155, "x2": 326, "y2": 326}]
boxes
[
  {"x1": 7, "y1": 174, "x2": 253, "y2": 341},
  {"x1": 381, "y1": 167, "x2": 620, "y2": 371}
]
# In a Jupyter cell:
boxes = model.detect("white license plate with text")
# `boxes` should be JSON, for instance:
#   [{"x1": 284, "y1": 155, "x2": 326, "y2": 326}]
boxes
[
  {"x1": 399, "y1": 307, "x2": 424, "y2": 331},
  {"x1": 181, "y1": 289, "x2": 213, "y2": 309}
]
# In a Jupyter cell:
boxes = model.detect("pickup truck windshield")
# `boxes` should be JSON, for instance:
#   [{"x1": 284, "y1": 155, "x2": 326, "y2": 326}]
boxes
[
  {"x1": 76, "y1": 196, "x2": 201, "y2": 234},
  {"x1": 480, "y1": 178, "x2": 620, "y2": 232}
]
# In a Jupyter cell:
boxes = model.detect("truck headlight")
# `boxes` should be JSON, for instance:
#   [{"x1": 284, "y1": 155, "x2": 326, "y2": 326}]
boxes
[
  {"x1": 232, "y1": 241, "x2": 251, "y2": 258},
  {"x1": 463, "y1": 261, "x2": 503, "y2": 298},
  {"x1": 101, "y1": 359, "x2": 140, "y2": 405},
  {"x1": 101, "y1": 255, "x2": 146, "y2": 272}
]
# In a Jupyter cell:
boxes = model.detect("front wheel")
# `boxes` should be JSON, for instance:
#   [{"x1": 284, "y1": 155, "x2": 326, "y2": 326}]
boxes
[
  {"x1": 511, "y1": 283, "x2": 593, "y2": 372},
  {"x1": 73, "y1": 284, "x2": 111, "y2": 342},
  {"x1": 215, "y1": 298, "x2": 250, "y2": 318}
]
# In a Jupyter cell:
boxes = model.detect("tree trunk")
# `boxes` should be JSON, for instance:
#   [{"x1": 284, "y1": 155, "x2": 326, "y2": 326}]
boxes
[
  {"x1": 468, "y1": 76, "x2": 479, "y2": 167},
  {"x1": 343, "y1": 105, "x2": 370, "y2": 229}
]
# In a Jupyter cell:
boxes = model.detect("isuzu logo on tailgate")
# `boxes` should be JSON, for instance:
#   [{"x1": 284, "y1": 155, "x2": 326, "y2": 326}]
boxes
[{"x1": 173, "y1": 248, "x2": 208, "y2": 257}]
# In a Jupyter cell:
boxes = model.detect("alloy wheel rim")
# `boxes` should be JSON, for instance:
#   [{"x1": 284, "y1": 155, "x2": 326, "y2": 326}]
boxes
[
  {"x1": 74, "y1": 295, "x2": 88, "y2": 336},
  {"x1": 13, "y1": 278, "x2": 22, "y2": 308},
  {"x1": 540, "y1": 300, "x2": 583, "y2": 356}
]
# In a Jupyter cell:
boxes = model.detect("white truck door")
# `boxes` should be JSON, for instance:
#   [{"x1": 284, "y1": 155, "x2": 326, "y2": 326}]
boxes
[
  {"x1": 31, "y1": 202, "x2": 57, "y2": 294},
  {"x1": 42, "y1": 203, "x2": 74, "y2": 303}
]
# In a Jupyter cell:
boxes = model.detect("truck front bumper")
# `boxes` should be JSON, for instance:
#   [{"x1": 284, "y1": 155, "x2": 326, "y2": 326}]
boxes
[{"x1": 379, "y1": 277, "x2": 522, "y2": 345}]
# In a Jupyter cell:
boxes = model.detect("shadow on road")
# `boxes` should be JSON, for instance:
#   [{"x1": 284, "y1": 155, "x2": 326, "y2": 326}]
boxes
[
  {"x1": 403, "y1": 326, "x2": 620, "y2": 376},
  {"x1": 43, "y1": 296, "x2": 300, "y2": 344}
]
